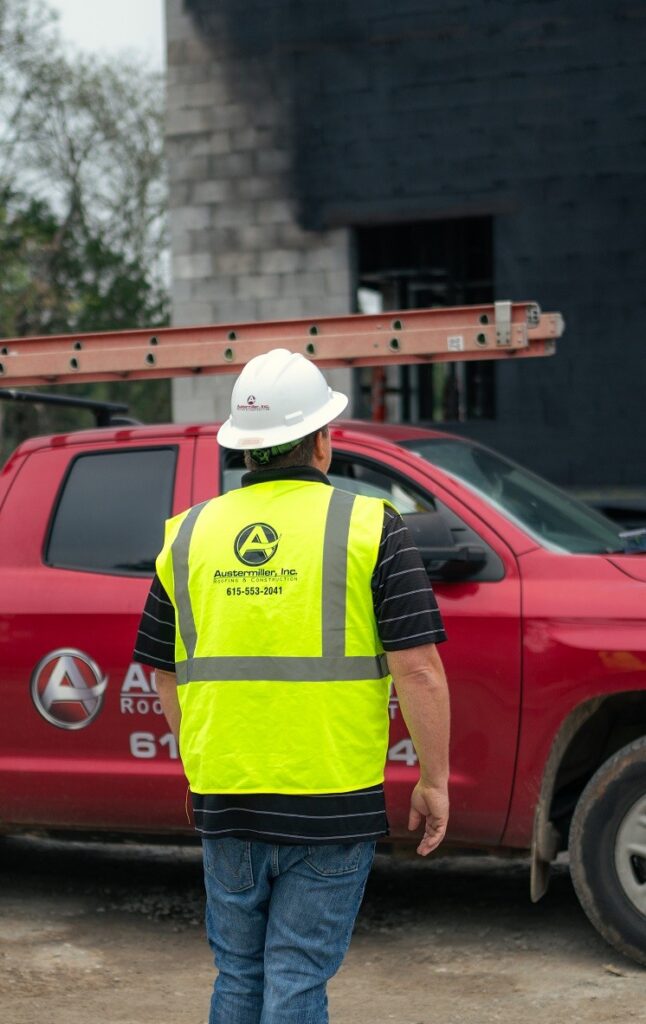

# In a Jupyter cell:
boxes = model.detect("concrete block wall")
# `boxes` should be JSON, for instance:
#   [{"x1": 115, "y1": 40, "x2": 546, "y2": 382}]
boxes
[
  {"x1": 165, "y1": 0, "x2": 353, "y2": 422},
  {"x1": 166, "y1": 0, "x2": 646, "y2": 487}
]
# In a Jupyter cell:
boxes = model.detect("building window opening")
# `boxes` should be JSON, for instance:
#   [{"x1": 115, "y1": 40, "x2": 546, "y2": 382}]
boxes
[{"x1": 354, "y1": 218, "x2": 494, "y2": 423}]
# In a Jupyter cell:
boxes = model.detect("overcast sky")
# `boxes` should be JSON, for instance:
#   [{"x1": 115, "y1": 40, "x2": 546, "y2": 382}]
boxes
[{"x1": 47, "y1": 0, "x2": 165, "y2": 68}]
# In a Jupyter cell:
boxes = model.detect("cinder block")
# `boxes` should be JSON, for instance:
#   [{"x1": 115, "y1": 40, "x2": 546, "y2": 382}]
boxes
[
  {"x1": 209, "y1": 152, "x2": 254, "y2": 178},
  {"x1": 211, "y1": 299, "x2": 260, "y2": 323},
  {"x1": 235, "y1": 274, "x2": 282, "y2": 299},
  {"x1": 325, "y1": 270, "x2": 352, "y2": 295},
  {"x1": 172, "y1": 252, "x2": 214, "y2": 280},
  {"x1": 172, "y1": 376, "x2": 233, "y2": 424},
  {"x1": 302, "y1": 247, "x2": 343, "y2": 272},
  {"x1": 259, "y1": 249, "x2": 302, "y2": 273},
  {"x1": 212, "y1": 104, "x2": 248, "y2": 130},
  {"x1": 257, "y1": 297, "x2": 307, "y2": 320},
  {"x1": 174, "y1": 61, "x2": 226, "y2": 89},
  {"x1": 167, "y1": 35, "x2": 213, "y2": 69},
  {"x1": 178, "y1": 81, "x2": 219, "y2": 109},
  {"x1": 211, "y1": 202, "x2": 256, "y2": 228},
  {"x1": 171, "y1": 301, "x2": 215, "y2": 326},
  {"x1": 214, "y1": 251, "x2": 259, "y2": 275},
  {"x1": 165, "y1": 0, "x2": 208, "y2": 45},
  {"x1": 235, "y1": 224, "x2": 279, "y2": 249},
  {"x1": 280, "y1": 272, "x2": 324, "y2": 298},
  {"x1": 170, "y1": 279, "x2": 192, "y2": 302},
  {"x1": 166, "y1": 107, "x2": 214, "y2": 137},
  {"x1": 276, "y1": 222, "x2": 316, "y2": 248},
  {"x1": 170, "y1": 205, "x2": 212, "y2": 232},
  {"x1": 237, "y1": 177, "x2": 281, "y2": 200},
  {"x1": 205, "y1": 132, "x2": 234, "y2": 155},
  {"x1": 300, "y1": 295, "x2": 350, "y2": 317},
  {"x1": 193, "y1": 180, "x2": 235, "y2": 204},
  {"x1": 256, "y1": 149, "x2": 291, "y2": 174},
  {"x1": 230, "y1": 126, "x2": 263, "y2": 151},
  {"x1": 192, "y1": 276, "x2": 236, "y2": 302},
  {"x1": 256, "y1": 199, "x2": 294, "y2": 224},
  {"x1": 169, "y1": 228, "x2": 192, "y2": 256},
  {"x1": 167, "y1": 182, "x2": 193, "y2": 208},
  {"x1": 172, "y1": 155, "x2": 210, "y2": 183}
]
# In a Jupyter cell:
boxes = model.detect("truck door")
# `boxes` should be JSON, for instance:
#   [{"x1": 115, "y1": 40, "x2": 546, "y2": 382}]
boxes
[
  {"x1": 0, "y1": 436, "x2": 194, "y2": 832},
  {"x1": 329, "y1": 444, "x2": 522, "y2": 846}
]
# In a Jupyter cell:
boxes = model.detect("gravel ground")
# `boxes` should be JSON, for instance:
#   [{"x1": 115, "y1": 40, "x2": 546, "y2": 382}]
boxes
[{"x1": 0, "y1": 835, "x2": 643, "y2": 1024}]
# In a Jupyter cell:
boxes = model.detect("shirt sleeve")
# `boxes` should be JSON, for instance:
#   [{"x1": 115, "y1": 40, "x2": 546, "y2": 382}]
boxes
[
  {"x1": 372, "y1": 507, "x2": 447, "y2": 651},
  {"x1": 133, "y1": 574, "x2": 177, "y2": 671}
]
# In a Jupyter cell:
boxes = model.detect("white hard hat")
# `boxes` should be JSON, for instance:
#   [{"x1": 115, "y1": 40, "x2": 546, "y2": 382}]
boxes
[{"x1": 217, "y1": 348, "x2": 348, "y2": 450}]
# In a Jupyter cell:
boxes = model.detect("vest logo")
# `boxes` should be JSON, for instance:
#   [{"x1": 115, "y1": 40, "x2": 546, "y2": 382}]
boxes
[
  {"x1": 31, "y1": 649, "x2": 108, "y2": 730},
  {"x1": 234, "y1": 522, "x2": 280, "y2": 565}
]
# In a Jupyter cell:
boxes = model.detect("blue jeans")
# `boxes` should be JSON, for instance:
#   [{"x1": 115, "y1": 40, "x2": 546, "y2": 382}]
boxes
[{"x1": 203, "y1": 838, "x2": 376, "y2": 1024}]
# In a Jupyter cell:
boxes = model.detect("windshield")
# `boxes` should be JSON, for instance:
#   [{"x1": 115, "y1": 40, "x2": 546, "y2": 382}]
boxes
[{"x1": 402, "y1": 438, "x2": 626, "y2": 554}]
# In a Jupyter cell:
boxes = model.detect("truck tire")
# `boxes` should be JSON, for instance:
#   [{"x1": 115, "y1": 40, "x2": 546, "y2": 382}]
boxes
[{"x1": 569, "y1": 736, "x2": 646, "y2": 966}]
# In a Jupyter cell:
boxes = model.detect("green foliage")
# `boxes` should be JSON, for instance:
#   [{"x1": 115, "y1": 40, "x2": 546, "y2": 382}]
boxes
[{"x1": 0, "y1": 0, "x2": 171, "y2": 458}]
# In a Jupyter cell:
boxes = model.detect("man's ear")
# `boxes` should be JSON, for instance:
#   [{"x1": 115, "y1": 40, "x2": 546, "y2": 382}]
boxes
[
  {"x1": 314, "y1": 429, "x2": 326, "y2": 457},
  {"x1": 312, "y1": 427, "x2": 331, "y2": 469}
]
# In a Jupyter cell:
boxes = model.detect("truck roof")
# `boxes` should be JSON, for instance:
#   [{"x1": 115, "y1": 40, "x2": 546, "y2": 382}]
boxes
[{"x1": 12, "y1": 418, "x2": 453, "y2": 454}]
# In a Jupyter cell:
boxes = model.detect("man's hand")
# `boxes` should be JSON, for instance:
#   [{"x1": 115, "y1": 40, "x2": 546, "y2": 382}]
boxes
[
  {"x1": 408, "y1": 780, "x2": 449, "y2": 856},
  {"x1": 386, "y1": 644, "x2": 451, "y2": 857}
]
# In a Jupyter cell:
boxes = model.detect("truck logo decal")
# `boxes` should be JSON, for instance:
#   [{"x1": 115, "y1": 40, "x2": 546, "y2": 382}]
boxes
[
  {"x1": 120, "y1": 663, "x2": 162, "y2": 716},
  {"x1": 31, "y1": 649, "x2": 108, "y2": 730},
  {"x1": 234, "y1": 523, "x2": 280, "y2": 566}
]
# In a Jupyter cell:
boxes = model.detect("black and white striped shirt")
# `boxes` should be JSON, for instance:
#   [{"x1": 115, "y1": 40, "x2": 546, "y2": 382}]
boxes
[{"x1": 134, "y1": 466, "x2": 446, "y2": 844}]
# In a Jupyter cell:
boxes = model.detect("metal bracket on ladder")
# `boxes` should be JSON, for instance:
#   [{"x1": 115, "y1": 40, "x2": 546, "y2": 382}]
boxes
[{"x1": 495, "y1": 301, "x2": 513, "y2": 346}]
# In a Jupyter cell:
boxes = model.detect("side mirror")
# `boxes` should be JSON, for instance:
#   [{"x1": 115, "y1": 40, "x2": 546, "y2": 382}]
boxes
[{"x1": 404, "y1": 512, "x2": 487, "y2": 581}]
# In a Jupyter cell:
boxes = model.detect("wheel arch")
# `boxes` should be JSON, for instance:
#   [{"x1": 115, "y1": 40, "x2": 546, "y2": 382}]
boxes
[{"x1": 530, "y1": 689, "x2": 646, "y2": 902}]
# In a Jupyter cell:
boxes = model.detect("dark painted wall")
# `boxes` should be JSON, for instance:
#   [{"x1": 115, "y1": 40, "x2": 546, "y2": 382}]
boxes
[{"x1": 186, "y1": 0, "x2": 646, "y2": 486}]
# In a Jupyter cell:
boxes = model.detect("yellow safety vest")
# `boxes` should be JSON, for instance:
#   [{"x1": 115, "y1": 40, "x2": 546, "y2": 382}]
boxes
[{"x1": 156, "y1": 479, "x2": 392, "y2": 795}]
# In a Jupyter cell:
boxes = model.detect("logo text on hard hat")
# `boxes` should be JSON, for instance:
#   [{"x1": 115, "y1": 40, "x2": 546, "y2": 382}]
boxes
[
  {"x1": 237, "y1": 394, "x2": 270, "y2": 412},
  {"x1": 31, "y1": 649, "x2": 108, "y2": 730},
  {"x1": 234, "y1": 523, "x2": 280, "y2": 566}
]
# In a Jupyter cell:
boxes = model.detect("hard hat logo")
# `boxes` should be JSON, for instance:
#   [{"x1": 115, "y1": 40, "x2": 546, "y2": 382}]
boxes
[
  {"x1": 234, "y1": 523, "x2": 280, "y2": 566},
  {"x1": 236, "y1": 394, "x2": 270, "y2": 412}
]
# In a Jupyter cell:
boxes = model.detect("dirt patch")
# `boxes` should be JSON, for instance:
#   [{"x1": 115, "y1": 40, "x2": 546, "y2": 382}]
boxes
[{"x1": 0, "y1": 837, "x2": 642, "y2": 1024}]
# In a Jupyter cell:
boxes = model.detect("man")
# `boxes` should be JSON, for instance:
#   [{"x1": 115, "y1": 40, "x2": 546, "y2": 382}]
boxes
[{"x1": 134, "y1": 348, "x2": 450, "y2": 1024}]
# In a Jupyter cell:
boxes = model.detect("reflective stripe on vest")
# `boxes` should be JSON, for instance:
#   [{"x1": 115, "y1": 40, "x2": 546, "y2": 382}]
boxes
[
  {"x1": 175, "y1": 653, "x2": 389, "y2": 684},
  {"x1": 171, "y1": 499, "x2": 209, "y2": 662}
]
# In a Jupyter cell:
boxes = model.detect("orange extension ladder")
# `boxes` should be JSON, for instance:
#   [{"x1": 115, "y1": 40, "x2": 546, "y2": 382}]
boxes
[{"x1": 0, "y1": 301, "x2": 563, "y2": 388}]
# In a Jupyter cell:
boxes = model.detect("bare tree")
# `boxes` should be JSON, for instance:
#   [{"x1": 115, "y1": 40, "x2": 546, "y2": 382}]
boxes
[
  {"x1": 0, "y1": 0, "x2": 167, "y2": 290},
  {"x1": 0, "y1": 0, "x2": 170, "y2": 450}
]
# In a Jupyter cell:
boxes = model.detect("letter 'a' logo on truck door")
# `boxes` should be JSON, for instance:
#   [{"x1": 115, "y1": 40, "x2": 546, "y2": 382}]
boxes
[
  {"x1": 31, "y1": 649, "x2": 107, "y2": 730},
  {"x1": 234, "y1": 523, "x2": 280, "y2": 566}
]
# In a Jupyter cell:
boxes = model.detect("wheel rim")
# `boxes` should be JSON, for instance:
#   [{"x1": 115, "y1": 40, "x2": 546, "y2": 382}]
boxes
[{"x1": 614, "y1": 793, "x2": 646, "y2": 916}]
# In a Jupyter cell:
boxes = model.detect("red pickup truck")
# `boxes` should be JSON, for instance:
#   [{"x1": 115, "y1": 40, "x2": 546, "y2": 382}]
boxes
[{"x1": 1, "y1": 418, "x2": 644, "y2": 964}]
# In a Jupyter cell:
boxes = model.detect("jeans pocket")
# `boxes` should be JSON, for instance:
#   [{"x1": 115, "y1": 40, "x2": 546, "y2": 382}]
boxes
[
  {"x1": 304, "y1": 841, "x2": 374, "y2": 877},
  {"x1": 203, "y1": 837, "x2": 254, "y2": 892}
]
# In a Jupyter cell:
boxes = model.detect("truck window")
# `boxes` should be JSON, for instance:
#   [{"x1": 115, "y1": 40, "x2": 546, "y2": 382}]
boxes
[
  {"x1": 403, "y1": 437, "x2": 624, "y2": 554},
  {"x1": 330, "y1": 451, "x2": 504, "y2": 581},
  {"x1": 328, "y1": 456, "x2": 435, "y2": 514},
  {"x1": 46, "y1": 447, "x2": 177, "y2": 576}
]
